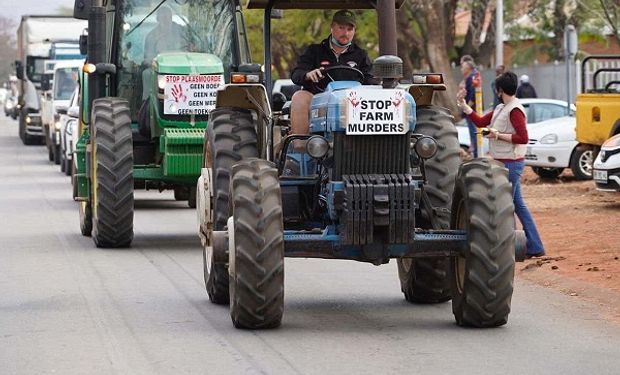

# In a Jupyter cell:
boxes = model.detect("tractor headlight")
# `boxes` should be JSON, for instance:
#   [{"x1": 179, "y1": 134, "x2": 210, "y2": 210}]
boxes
[
  {"x1": 539, "y1": 134, "x2": 558, "y2": 144},
  {"x1": 306, "y1": 136, "x2": 330, "y2": 159},
  {"x1": 157, "y1": 75, "x2": 167, "y2": 90},
  {"x1": 413, "y1": 136, "x2": 438, "y2": 159}
]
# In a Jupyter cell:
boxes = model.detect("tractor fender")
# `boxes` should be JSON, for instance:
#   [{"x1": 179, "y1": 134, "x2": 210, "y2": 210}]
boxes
[
  {"x1": 197, "y1": 167, "x2": 213, "y2": 247},
  {"x1": 215, "y1": 83, "x2": 271, "y2": 119}
]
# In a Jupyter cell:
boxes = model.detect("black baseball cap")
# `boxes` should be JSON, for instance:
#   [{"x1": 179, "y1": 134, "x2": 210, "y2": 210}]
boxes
[{"x1": 332, "y1": 10, "x2": 356, "y2": 27}]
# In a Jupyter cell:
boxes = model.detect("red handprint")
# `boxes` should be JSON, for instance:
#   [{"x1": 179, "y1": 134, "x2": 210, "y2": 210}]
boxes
[
  {"x1": 391, "y1": 91, "x2": 403, "y2": 108},
  {"x1": 347, "y1": 91, "x2": 360, "y2": 107},
  {"x1": 171, "y1": 84, "x2": 187, "y2": 103}
]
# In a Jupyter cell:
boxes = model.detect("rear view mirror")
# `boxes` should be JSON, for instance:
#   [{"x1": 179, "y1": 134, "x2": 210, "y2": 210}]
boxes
[
  {"x1": 15, "y1": 60, "x2": 23, "y2": 80},
  {"x1": 41, "y1": 74, "x2": 52, "y2": 91},
  {"x1": 68, "y1": 105, "x2": 80, "y2": 118},
  {"x1": 79, "y1": 34, "x2": 88, "y2": 56}
]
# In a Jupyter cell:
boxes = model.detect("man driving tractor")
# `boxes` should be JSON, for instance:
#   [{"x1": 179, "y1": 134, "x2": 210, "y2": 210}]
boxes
[{"x1": 289, "y1": 10, "x2": 374, "y2": 135}]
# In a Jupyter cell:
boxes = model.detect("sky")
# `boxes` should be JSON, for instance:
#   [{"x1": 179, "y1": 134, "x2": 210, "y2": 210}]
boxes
[{"x1": 0, "y1": 0, "x2": 74, "y2": 33}]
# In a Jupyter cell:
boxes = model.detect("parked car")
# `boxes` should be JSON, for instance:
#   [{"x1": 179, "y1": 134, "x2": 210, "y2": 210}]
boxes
[
  {"x1": 272, "y1": 79, "x2": 300, "y2": 100},
  {"x1": 592, "y1": 134, "x2": 620, "y2": 192},
  {"x1": 59, "y1": 88, "x2": 79, "y2": 176},
  {"x1": 525, "y1": 115, "x2": 593, "y2": 180},
  {"x1": 4, "y1": 95, "x2": 18, "y2": 118},
  {"x1": 456, "y1": 98, "x2": 575, "y2": 153}
]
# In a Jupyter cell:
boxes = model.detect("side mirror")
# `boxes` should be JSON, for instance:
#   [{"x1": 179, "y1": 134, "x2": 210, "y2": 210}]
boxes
[
  {"x1": 79, "y1": 34, "x2": 88, "y2": 56},
  {"x1": 40, "y1": 74, "x2": 52, "y2": 91},
  {"x1": 272, "y1": 92, "x2": 286, "y2": 112},
  {"x1": 73, "y1": 0, "x2": 93, "y2": 20},
  {"x1": 15, "y1": 60, "x2": 23, "y2": 80},
  {"x1": 68, "y1": 105, "x2": 80, "y2": 118}
]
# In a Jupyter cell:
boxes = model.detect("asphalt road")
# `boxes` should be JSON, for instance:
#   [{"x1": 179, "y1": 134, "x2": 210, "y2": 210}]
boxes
[{"x1": 1, "y1": 115, "x2": 619, "y2": 375}]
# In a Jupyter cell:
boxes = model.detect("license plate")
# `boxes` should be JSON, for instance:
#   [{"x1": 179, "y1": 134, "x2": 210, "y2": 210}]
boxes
[{"x1": 593, "y1": 169, "x2": 607, "y2": 182}]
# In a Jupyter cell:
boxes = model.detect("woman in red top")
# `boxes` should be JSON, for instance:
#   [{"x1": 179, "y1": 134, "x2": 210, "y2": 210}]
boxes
[{"x1": 457, "y1": 71, "x2": 545, "y2": 258}]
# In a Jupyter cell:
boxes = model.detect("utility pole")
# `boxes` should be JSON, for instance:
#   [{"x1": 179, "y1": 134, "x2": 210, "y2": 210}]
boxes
[
  {"x1": 565, "y1": 25, "x2": 578, "y2": 113},
  {"x1": 496, "y1": 0, "x2": 503, "y2": 66}
]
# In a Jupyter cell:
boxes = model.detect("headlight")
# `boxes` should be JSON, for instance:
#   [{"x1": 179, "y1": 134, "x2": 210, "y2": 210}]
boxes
[
  {"x1": 55, "y1": 121, "x2": 62, "y2": 130},
  {"x1": 25, "y1": 116, "x2": 31, "y2": 124},
  {"x1": 157, "y1": 75, "x2": 167, "y2": 90},
  {"x1": 414, "y1": 136, "x2": 438, "y2": 159},
  {"x1": 539, "y1": 134, "x2": 558, "y2": 144},
  {"x1": 306, "y1": 136, "x2": 330, "y2": 159}
]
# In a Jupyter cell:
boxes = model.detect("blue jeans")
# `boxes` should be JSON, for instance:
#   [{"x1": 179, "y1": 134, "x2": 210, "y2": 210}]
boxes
[
  {"x1": 466, "y1": 118, "x2": 478, "y2": 158},
  {"x1": 504, "y1": 160, "x2": 545, "y2": 255}
]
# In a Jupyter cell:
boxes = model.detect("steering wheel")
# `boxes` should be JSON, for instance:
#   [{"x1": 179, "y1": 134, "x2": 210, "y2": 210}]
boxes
[{"x1": 312, "y1": 65, "x2": 365, "y2": 92}]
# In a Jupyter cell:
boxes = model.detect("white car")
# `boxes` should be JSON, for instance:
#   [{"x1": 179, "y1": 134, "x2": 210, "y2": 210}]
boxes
[
  {"x1": 524, "y1": 115, "x2": 593, "y2": 180},
  {"x1": 59, "y1": 88, "x2": 80, "y2": 176},
  {"x1": 456, "y1": 98, "x2": 575, "y2": 153},
  {"x1": 593, "y1": 134, "x2": 620, "y2": 192}
]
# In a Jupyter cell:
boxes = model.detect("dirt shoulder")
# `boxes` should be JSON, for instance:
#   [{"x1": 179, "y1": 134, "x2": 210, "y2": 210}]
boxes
[{"x1": 517, "y1": 169, "x2": 620, "y2": 322}]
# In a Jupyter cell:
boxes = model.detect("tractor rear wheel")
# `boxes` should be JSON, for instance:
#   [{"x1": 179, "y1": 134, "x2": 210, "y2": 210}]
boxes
[
  {"x1": 450, "y1": 159, "x2": 515, "y2": 327},
  {"x1": 91, "y1": 98, "x2": 134, "y2": 248},
  {"x1": 202, "y1": 107, "x2": 259, "y2": 304},
  {"x1": 397, "y1": 106, "x2": 460, "y2": 303},
  {"x1": 229, "y1": 158, "x2": 284, "y2": 329}
]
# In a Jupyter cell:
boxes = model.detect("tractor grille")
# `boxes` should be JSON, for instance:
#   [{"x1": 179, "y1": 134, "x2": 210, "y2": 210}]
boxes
[{"x1": 332, "y1": 133, "x2": 410, "y2": 180}]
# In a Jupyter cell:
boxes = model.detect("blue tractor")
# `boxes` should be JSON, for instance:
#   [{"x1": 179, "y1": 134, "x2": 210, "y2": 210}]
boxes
[{"x1": 196, "y1": 0, "x2": 525, "y2": 329}]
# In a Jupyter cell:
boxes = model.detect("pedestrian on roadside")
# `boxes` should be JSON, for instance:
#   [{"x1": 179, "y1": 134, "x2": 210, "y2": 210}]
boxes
[
  {"x1": 516, "y1": 74, "x2": 538, "y2": 98},
  {"x1": 457, "y1": 71, "x2": 545, "y2": 258},
  {"x1": 460, "y1": 58, "x2": 481, "y2": 157},
  {"x1": 491, "y1": 64, "x2": 505, "y2": 108}
]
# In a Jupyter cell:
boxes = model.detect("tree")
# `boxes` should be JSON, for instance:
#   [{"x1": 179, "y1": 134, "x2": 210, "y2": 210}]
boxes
[{"x1": 0, "y1": 16, "x2": 16, "y2": 80}]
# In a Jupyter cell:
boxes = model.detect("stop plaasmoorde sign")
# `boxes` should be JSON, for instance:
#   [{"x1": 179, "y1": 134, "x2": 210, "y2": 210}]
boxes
[{"x1": 163, "y1": 74, "x2": 224, "y2": 115}]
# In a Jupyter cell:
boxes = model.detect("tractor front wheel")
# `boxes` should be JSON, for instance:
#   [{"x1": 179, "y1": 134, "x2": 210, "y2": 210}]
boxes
[
  {"x1": 450, "y1": 159, "x2": 515, "y2": 327},
  {"x1": 229, "y1": 158, "x2": 284, "y2": 329},
  {"x1": 91, "y1": 98, "x2": 134, "y2": 248}
]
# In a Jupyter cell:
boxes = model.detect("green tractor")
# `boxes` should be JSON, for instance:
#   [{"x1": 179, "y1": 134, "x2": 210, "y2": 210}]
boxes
[{"x1": 72, "y1": 0, "x2": 264, "y2": 247}]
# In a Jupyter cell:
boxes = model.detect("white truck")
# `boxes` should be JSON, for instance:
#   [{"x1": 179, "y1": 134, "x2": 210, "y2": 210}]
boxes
[
  {"x1": 40, "y1": 60, "x2": 83, "y2": 164},
  {"x1": 15, "y1": 15, "x2": 86, "y2": 145}
]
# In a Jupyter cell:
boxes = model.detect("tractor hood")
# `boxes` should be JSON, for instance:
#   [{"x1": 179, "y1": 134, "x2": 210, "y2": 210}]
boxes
[{"x1": 154, "y1": 52, "x2": 224, "y2": 75}]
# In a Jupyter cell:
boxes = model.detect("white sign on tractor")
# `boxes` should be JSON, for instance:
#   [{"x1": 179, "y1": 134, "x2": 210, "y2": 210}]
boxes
[
  {"x1": 163, "y1": 74, "x2": 224, "y2": 115},
  {"x1": 345, "y1": 89, "x2": 407, "y2": 135}
]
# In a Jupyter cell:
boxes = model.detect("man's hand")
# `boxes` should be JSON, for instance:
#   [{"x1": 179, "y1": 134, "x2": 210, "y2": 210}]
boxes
[{"x1": 305, "y1": 68, "x2": 324, "y2": 83}]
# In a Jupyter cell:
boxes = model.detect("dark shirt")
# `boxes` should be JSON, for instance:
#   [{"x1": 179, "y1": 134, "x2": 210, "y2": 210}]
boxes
[
  {"x1": 516, "y1": 83, "x2": 538, "y2": 99},
  {"x1": 464, "y1": 69, "x2": 480, "y2": 107},
  {"x1": 291, "y1": 36, "x2": 373, "y2": 94}
]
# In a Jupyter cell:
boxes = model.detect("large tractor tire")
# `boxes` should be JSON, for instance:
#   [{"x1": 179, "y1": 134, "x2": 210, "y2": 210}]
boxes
[
  {"x1": 202, "y1": 107, "x2": 258, "y2": 304},
  {"x1": 90, "y1": 98, "x2": 134, "y2": 248},
  {"x1": 397, "y1": 106, "x2": 460, "y2": 303},
  {"x1": 229, "y1": 158, "x2": 284, "y2": 329},
  {"x1": 450, "y1": 159, "x2": 515, "y2": 327}
]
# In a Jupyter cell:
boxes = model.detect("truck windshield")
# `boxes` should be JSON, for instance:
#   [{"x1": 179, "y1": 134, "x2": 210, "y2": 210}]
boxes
[
  {"x1": 117, "y1": 0, "x2": 238, "y2": 117},
  {"x1": 54, "y1": 68, "x2": 79, "y2": 101}
]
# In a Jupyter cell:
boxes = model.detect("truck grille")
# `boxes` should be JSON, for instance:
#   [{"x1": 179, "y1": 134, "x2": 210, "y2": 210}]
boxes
[{"x1": 332, "y1": 133, "x2": 410, "y2": 180}]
